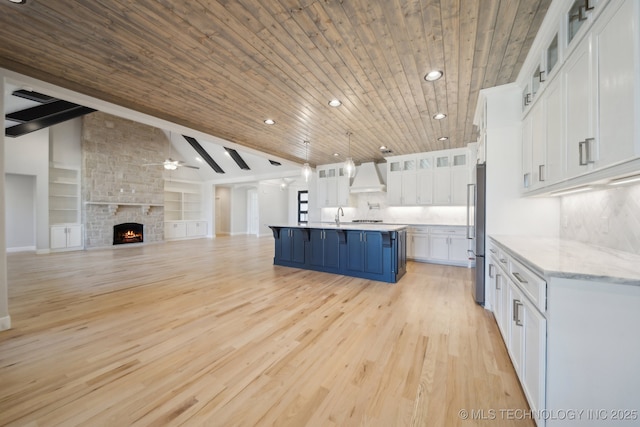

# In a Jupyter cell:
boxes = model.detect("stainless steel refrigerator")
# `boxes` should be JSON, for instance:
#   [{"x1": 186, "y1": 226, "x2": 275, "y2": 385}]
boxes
[{"x1": 467, "y1": 162, "x2": 486, "y2": 305}]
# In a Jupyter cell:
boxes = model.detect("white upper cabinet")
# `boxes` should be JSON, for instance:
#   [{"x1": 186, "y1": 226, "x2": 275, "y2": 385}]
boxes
[
  {"x1": 316, "y1": 163, "x2": 353, "y2": 208},
  {"x1": 518, "y1": 0, "x2": 638, "y2": 194},
  {"x1": 592, "y1": 0, "x2": 640, "y2": 168},
  {"x1": 564, "y1": 32, "x2": 596, "y2": 177},
  {"x1": 386, "y1": 148, "x2": 470, "y2": 207},
  {"x1": 416, "y1": 153, "x2": 434, "y2": 205}
]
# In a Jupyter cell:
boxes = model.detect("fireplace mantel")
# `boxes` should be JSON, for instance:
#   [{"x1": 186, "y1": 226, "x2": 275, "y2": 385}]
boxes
[{"x1": 85, "y1": 202, "x2": 163, "y2": 215}]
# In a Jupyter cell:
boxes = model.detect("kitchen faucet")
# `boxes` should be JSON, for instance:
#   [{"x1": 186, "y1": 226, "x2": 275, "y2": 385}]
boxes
[{"x1": 335, "y1": 207, "x2": 344, "y2": 226}]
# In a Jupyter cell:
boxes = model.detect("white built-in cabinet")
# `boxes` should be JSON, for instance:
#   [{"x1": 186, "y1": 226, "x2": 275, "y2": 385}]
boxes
[
  {"x1": 316, "y1": 163, "x2": 353, "y2": 208},
  {"x1": 520, "y1": 0, "x2": 640, "y2": 194},
  {"x1": 407, "y1": 225, "x2": 469, "y2": 267},
  {"x1": 49, "y1": 166, "x2": 83, "y2": 251},
  {"x1": 50, "y1": 225, "x2": 83, "y2": 250},
  {"x1": 387, "y1": 147, "x2": 469, "y2": 206},
  {"x1": 164, "y1": 180, "x2": 207, "y2": 240}
]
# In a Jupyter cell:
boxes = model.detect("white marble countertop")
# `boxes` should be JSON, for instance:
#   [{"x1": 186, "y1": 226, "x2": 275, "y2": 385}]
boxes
[
  {"x1": 268, "y1": 222, "x2": 408, "y2": 232},
  {"x1": 489, "y1": 235, "x2": 640, "y2": 286}
]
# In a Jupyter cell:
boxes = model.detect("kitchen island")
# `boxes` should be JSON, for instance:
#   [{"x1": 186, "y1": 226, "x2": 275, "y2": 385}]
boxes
[{"x1": 268, "y1": 223, "x2": 407, "y2": 283}]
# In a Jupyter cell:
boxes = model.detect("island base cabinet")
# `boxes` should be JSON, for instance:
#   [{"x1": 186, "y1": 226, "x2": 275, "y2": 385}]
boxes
[{"x1": 269, "y1": 226, "x2": 406, "y2": 283}]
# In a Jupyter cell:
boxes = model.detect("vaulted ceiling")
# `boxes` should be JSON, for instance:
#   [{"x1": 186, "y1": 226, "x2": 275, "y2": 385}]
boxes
[{"x1": 0, "y1": 0, "x2": 550, "y2": 167}]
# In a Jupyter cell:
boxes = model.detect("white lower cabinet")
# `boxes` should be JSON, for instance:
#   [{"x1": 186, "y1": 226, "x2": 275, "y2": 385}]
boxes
[
  {"x1": 186, "y1": 221, "x2": 207, "y2": 237},
  {"x1": 490, "y1": 240, "x2": 546, "y2": 426},
  {"x1": 407, "y1": 227, "x2": 429, "y2": 261},
  {"x1": 50, "y1": 225, "x2": 83, "y2": 250},
  {"x1": 165, "y1": 221, "x2": 207, "y2": 240},
  {"x1": 408, "y1": 226, "x2": 468, "y2": 267}
]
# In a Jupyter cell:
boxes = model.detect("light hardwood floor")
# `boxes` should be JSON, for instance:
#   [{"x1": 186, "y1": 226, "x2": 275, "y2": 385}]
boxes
[{"x1": 1, "y1": 236, "x2": 533, "y2": 426}]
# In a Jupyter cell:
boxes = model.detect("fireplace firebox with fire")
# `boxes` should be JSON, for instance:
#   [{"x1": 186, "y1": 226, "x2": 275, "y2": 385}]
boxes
[{"x1": 113, "y1": 223, "x2": 143, "y2": 245}]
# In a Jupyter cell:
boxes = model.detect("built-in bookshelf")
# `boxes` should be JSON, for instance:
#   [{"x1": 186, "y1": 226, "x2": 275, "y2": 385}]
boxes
[
  {"x1": 49, "y1": 167, "x2": 80, "y2": 224},
  {"x1": 163, "y1": 181, "x2": 203, "y2": 221}
]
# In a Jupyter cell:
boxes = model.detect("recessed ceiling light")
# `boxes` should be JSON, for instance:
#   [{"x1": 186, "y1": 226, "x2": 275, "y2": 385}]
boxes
[
  {"x1": 333, "y1": 152, "x2": 340, "y2": 157},
  {"x1": 328, "y1": 99, "x2": 342, "y2": 107},
  {"x1": 379, "y1": 145, "x2": 387, "y2": 151},
  {"x1": 264, "y1": 119, "x2": 275, "y2": 125},
  {"x1": 195, "y1": 157, "x2": 203, "y2": 163},
  {"x1": 438, "y1": 136, "x2": 449, "y2": 141},
  {"x1": 433, "y1": 113, "x2": 447, "y2": 120},
  {"x1": 424, "y1": 70, "x2": 443, "y2": 81},
  {"x1": 8, "y1": 0, "x2": 26, "y2": 3}
]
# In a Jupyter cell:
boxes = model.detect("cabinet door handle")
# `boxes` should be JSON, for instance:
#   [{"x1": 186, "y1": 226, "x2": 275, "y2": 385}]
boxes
[
  {"x1": 579, "y1": 140, "x2": 588, "y2": 165},
  {"x1": 512, "y1": 299, "x2": 520, "y2": 322},
  {"x1": 513, "y1": 272, "x2": 528, "y2": 284},
  {"x1": 585, "y1": 138, "x2": 595, "y2": 164},
  {"x1": 496, "y1": 273, "x2": 501, "y2": 290},
  {"x1": 523, "y1": 172, "x2": 531, "y2": 188},
  {"x1": 539, "y1": 70, "x2": 546, "y2": 83},
  {"x1": 489, "y1": 264, "x2": 495, "y2": 278},
  {"x1": 584, "y1": 0, "x2": 594, "y2": 12},
  {"x1": 515, "y1": 301, "x2": 524, "y2": 326},
  {"x1": 578, "y1": 5, "x2": 587, "y2": 21},
  {"x1": 539, "y1": 165, "x2": 546, "y2": 182}
]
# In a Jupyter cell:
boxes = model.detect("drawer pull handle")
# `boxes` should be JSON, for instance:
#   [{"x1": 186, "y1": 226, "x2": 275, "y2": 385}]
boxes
[
  {"x1": 513, "y1": 272, "x2": 528, "y2": 284},
  {"x1": 490, "y1": 248, "x2": 497, "y2": 254},
  {"x1": 500, "y1": 258, "x2": 507, "y2": 264}
]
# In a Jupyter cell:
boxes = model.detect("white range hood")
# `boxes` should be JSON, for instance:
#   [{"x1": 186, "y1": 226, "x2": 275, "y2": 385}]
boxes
[{"x1": 350, "y1": 162, "x2": 386, "y2": 193}]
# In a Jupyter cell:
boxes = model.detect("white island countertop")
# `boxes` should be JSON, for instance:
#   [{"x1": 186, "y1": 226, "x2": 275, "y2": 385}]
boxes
[
  {"x1": 268, "y1": 222, "x2": 408, "y2": 232},
  {"x1": 490, "y1": 235, "x2": 640, "y2": 286}
]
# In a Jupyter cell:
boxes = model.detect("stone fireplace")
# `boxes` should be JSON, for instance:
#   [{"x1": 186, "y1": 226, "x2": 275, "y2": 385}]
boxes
[
  {"x1": 113, "y1": 223, "x2": 143, "y2": 245},
  {"x1": 82, "y1": 112, "x2": 165, "y2": 248}
]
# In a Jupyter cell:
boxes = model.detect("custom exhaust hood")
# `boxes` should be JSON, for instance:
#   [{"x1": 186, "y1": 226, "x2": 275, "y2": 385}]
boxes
[{"x1": 350, "y1": 162, "x2": 386, "y2": 193}]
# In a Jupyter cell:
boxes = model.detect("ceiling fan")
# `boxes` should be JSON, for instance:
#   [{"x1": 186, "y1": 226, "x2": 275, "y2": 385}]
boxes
[
  {"x1": 144, "y1": 158, "x2": 200, "y2": 170},
  {"x1": 143, "y1": 131, "x2": 199, "y2": 170}
]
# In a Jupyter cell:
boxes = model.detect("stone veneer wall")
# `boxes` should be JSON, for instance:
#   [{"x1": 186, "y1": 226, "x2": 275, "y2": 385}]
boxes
[{"x1": 82, "y1": 112, "x2": 165, "y2": 248}]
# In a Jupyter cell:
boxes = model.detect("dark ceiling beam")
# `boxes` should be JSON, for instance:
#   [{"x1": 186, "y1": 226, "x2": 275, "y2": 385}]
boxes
[
  {"x1": 6, "y1": 100, "x2": 81, "y2": 123},
  {"x1": 11, "y1": 89, "x2": 56, "y2": 104},
  {"x1": 224, "y1": 147, "x2": 250, "y2": 170},
  {"x1": 5, "y1": 106, "x2": 96, "y2": 138},
  {"x1": 182, "y1": 135, "x2": 225, "y2": 174}
]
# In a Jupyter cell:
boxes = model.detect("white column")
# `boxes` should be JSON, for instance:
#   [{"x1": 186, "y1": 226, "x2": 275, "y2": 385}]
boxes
[{"x1": 0, "y1": 75, "x2": 11, "y2": 331}]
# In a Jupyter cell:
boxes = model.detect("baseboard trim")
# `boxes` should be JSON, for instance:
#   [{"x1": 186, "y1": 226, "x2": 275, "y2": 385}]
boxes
[
  {"x1": 7, "y1": 246, "x2": 36, "y2": 253},
  {"x1": 36, "y1": 249, "x2": 51, "y2": 255},
  {"x1": 0, "y1": 315, "x2": 11, "y2": 331}
]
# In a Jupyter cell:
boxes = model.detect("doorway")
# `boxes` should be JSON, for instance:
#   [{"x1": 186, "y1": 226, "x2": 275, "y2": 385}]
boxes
[{"x1": 247, "y1": 188, "x2": 259, "y2": 236}]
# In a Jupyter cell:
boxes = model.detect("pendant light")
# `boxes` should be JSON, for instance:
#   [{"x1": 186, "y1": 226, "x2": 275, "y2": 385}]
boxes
[
  {"x1": 301, "y1": 140, "x2": 312, "y2": 182},
  {"x1": 344, "y1": 131, "x2": 356, "y2": 178}
]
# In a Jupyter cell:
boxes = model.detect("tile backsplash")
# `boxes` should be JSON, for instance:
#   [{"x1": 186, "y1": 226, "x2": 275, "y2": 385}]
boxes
[
  {"x1": 319, "y1": 192, "x2": 468, "y2": 225},
  {"x1": 560, "y1": 183, "x2": 640, "y2": 255}
]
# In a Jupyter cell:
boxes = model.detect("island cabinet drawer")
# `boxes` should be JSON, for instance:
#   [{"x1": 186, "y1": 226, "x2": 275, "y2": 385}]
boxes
[{"x1": 509, "y1": 257, "x2": 546, "y2": 312}]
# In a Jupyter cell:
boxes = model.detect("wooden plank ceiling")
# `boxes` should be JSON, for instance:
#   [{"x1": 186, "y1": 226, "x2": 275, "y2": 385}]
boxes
[{"x1": 0, "y1": 0, "x2": 550, "y2": 167}]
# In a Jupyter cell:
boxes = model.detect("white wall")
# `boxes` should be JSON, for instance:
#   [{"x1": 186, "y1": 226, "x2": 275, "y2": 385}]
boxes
[
  {"x1": 50, "y1": 118, "x2": 82, "y2": 166},
  {"x1": 4, "y1": 127, "x2": 50, "y2": 251},
  {"x1": 1, "y1": 76, "x2": 10, "y2": 330},
  {"x1": 5, "y1": 174, "x2": 36, "y2": 251},
  {"x1": 257, "y1": 182, "x2": 287, "y2": 236}
]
